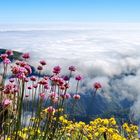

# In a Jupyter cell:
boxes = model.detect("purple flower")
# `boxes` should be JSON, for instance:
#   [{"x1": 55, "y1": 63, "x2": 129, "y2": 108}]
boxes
[
  {"x1": 53, "y1": 66, "x2": 61, "y2": 74},
  {"x1": 69, "y1": 66, "x2": 76, "y2": 72},
  {"x1": 30, "y1": 76, "x2": 37, "y2": 81},
  {"x1": 40, "y1": 60, "x2": 47, "y2": 66},
  {"x1": 37, "y1": 65, "x2": 43, "y2": 71},
  {"x1": 6, "y1": 50, "x2": 13, "y2": 56},
  {"x1": 75, "y1": 75, "x2": 82, "y2": 81},
  {"x1": 22, "y1": 53, "x2": 30, "y2": 59}
]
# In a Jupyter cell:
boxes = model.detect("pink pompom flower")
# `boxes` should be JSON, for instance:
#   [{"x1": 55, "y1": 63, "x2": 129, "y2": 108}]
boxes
[
  {"x1": 53, "y1": 66, "x2": 61, "y2": 74},
  {"x1": 73, "y1": 94, "x2": 80, "y2": 100},
  {"x1": 69, "y1": 66, "x2": 76, "y2": 72},
  {"x1": 40, "y1": 60, "x2": 47, "y2": 66},
  {"x1": 6, "y1": 50, "x2": 13, "y2": 56},
  {"x1": 75, "y1": 75, "x2": 82, "y2": 81},
  {"x1": 22, "y1": 53, "x2": 30, "y2": 59},
  {"x1": 93, "y1": 82, "x2": 102, "y2": 90},
  {"x1": 2, "y1": 99, "x2": 12, "y2": 108}
]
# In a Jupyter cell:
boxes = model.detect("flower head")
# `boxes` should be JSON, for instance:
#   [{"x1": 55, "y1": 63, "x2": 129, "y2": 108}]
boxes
[
  {"x1": 69, "y1": 66, "x2": 76, "y2": 72},
  {"x1": 33, "y1": 84, "x2": 38, "y2": 88},
  {"x1": 30, "y1": 76, "x2": 37, "y2": 81},
  {"x1": 24, "y1": 65, "x2": 32, "y2": 75},
  {"x1": 2, "y1": 99, "x2": 12, "y2": 108},
  {"x1": 3, "y1": 58, "x2": 11, "y2": 64},
  {"x1": 0, "y1": 53, "x2": 8, "y2": 60},
  {"x1": 39, "y1": 92, "x2": 46, "y2": 100},
  {"x1": 11, "y1": 66, "x2": 20, "y2": 74},
  {"x1": 6, "y1": 50, "x2": 13, "y2": 56},
  {"x1": 62, "y1": 75, "x2": 69, "y2": 81},
  {"x1": 94, "y1": 82, "x2": 102, "y2": 90},
  {"x1": 22, "y1": 53, "x2": 30, "y2": 59},
  {"x1": 44, "y1": 106, "x2": 55, "y2": 115},
  {"x1": 24, "y1": 77, "x2": 29, "y2": 82},
  {"x1": 53, "y1": 66, "x2": 61, "y2": 74},
  {"x1": 37, "y1": 65, "x2": 43, "y2": 71},
  {"x1": 73, "y1": 94, "x2": 80, "y2": 100},
  {"x1": 60, "y1": 93, "x2": 71, "y2": 99},
  {"x1": 75, "y1": 75, "x2": 82, "y2": 81},
  {"x1": 40, "y1": 60, "x2": 47, "y2": 66}
]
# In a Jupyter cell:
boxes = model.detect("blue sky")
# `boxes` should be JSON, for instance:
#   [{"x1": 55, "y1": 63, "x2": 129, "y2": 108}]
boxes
[{"x1": 0, "y1": 0, "x2": 140, "y2": 23}]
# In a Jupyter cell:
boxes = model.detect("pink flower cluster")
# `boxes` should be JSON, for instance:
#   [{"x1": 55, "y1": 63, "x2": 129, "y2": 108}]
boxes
[
  {"x1": 93, "y1": 82, "x2": 102, "y2": 90},
  {"x1": 11, "y1": 60, "x2": 32, "y2": 79},
  {"x1": 3, "y1": 83, "x2": 18, "y2": 94},
  {"x1": 0, "y1": 52, "x2": 11, "y2": 64}
]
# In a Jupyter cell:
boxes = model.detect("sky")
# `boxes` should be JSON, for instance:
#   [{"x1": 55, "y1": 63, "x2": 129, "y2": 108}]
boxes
[{"x1": 0, "y1": 0, "x2": 140, "y2": 23}]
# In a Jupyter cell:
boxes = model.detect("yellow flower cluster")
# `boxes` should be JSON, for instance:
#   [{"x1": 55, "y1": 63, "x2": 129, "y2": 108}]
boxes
[
  {"x1": 58, "y1": 117, "x2": 139, "y2": 140},
  {"x1": 123, "y1": 123, "x2": 139, "y2": 140},
  {"x1": 5, "y1": 117, "x2": 139, "y2": 140}
]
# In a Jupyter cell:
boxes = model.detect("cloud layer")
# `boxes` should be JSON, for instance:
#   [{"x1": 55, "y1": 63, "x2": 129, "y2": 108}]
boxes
[{"x1": 1, "y1": 23, "x2": 140, "y2": 119}]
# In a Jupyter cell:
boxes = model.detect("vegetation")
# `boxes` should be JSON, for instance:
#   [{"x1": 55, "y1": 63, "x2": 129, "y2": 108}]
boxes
[{"x1": 0, "y1": 49, "x2": 139, "y2": 140}]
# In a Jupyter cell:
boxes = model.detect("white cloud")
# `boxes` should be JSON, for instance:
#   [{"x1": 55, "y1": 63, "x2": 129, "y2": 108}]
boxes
[{"x1": 1, "y1": 23, "x2": 140, "y2": 119}]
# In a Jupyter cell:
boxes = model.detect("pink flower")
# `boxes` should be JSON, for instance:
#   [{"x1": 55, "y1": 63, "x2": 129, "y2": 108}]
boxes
[
  {"x1": 43, "y1": 76, "x2": 49, "y2": 80},
  {"x1": 3, "y1": 83, "x2": 13, "y2": 94},
  {"x1": 39, "y1": 92, "x2": 46, "y2": 100},
  {"x1": 38, "y1": 79, "x2": 48, "y2": 85},
  {"x1": 60, "y1": 85, "x2": 65, "y2": 90},
  {"x1": 3, "y1": 58, "x2": 11, "y2": 64},
  {"x1": 24, "y1": 65, "x2": 32, "y2": 75},
  {"x1": 40, "y1": 60, "x2": 47, "y2": 66},
  {"x1": 19, "y1": 61, "x2": 27, "y2": 67},
  {"x1": 57, "y1": 78, "x2": 64, "y2": 86},
  {"x1": 33, "y1": 84, "x2": 38, "y2": 88},
  {"x1": 16, "y1": 72, "x2": 26, "y2": 79},
  {"x1": 46, "y1": 106, "x2": 55, "y2": 115},
  {"x1": 62, "y1": 75, "x2": 69, "y2": 81},
  {"x1": 13, "y1": 87, "x2": 19, "y2": 93},
  {"x1": 73, "y1": 94, "x2": 80, "y2": 100},
  {"x1": 69, "y1": 66, "x2": 76, "y2": 72},
  {"x1": 11, "y1": 66, "x2": 20, "y2": 74},
  {"x1": 64, "y1": 83, "x2": 70, "y2": 89},
  {"x1": 2, "y1": 99, "x2": 12, "y2": 107},
  {"x1": 65, "y1": 93, "x2": 71, "y2": 99},
  {"x1": 22, "y1": 53, "x2": 30, "y2": 59},
  {"x1": 49, "y1": 92, "x2": 58, "y2": 100},
  {"x1": 0, "y1": 54, "x2": 8, "y2": 60},
  {"x1": 60, "y1": 93, "x2": 71, "y2": 99},
  {"x1": 19, "y1": 67, "x2": 27, "y2": 73},
  {"x1": 6, "y1": 50, "x2": 13, "y2": 56},
  {"x1": 53, "y1": 66, "x2": 61, "y2": 74},
  {"x1": 24, "y1": 77, "x2": 29, "y2": 82},
  {"x1": 30, "y1": 76, "x2": 37, "y2": 81},
  {"x1": 44, "y1": 84, "x2": 49, "y2": 90},
  {"x1": 75, "y1": 75, "x2": 82, "y2": 81},
  {"x1": 93, "y1": 82, "x2": 102, "y2": 90},
  {"x1": 37, "y1": 65, "x2": 43, "y2": 71}
]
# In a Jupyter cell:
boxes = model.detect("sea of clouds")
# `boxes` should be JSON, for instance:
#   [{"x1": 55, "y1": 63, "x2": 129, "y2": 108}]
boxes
[{"x1": 0, "y1": 23, "x2": 140, "y2": 119}]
